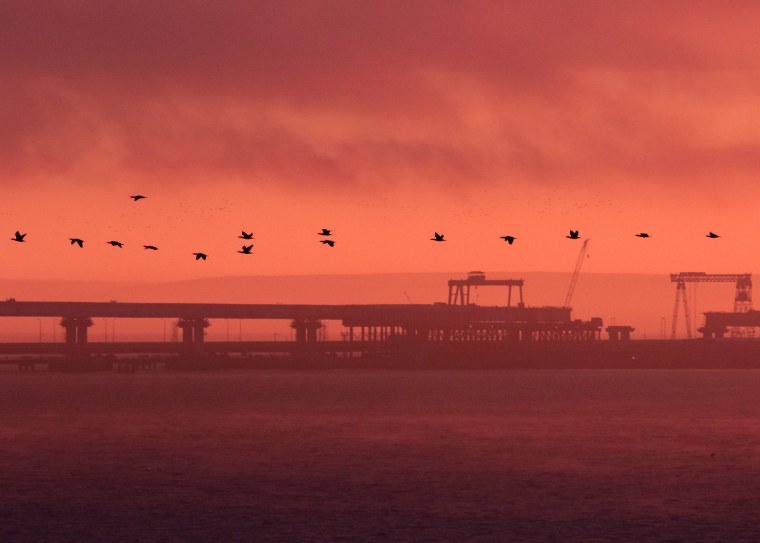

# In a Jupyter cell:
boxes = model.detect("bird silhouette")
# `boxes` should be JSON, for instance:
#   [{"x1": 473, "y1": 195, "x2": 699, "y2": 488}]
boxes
[
  {"x1": 320, "y1": 240, "x2": 335, "y2": 247},
  {"x1": 318, "y1": 229, "x2": 332, "y2": 236},
  {"x1": 238, "y1": 245, "x2": 253, "y2": 254},
  {"x1": 11, "y1": 231, "x2": 26, "y2": 243},
  {"x1": 635, "y1": 233, "x2": 650, "y2": 238},
  {"x1": 69, "y1": 238, "x2": 84, "y2": 248},
  {"x1": 130, "y1": 195, "x2": 147, "y2": 201},
  {"x1": 566, "y1": 230, "x2": 580, "y2": 239},
  {"x1": 500, "y1": 235, "x2": 516, "y2": 245},
  {"x1": 143, "y1": 245, "x2": 158, "y2": 251},
  {"x1": 107, "y1": 241, "x2": 123, "y2": 248},
  {"x1": 431, "y1": 232, "x2": 445, "y2": 242},
  {"x1": 706, "y1": 232, "x2": 720, "y2": 238},
  {"x1": 239, "y1": 231, "x2": 254, "y2": 240},
  {"x1": 193, "y1": 252, "x2": 207, "y2": 260}
]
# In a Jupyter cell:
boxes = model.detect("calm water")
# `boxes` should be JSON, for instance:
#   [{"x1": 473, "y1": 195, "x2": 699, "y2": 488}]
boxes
[{"x1": 2, "y1": 369, "x2": 760, "y2": 542}]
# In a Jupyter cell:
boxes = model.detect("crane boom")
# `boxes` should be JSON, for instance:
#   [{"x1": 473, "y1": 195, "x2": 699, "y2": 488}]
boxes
[{"x1": 564, "y1": 238, "x2": 589, "y2": 308}]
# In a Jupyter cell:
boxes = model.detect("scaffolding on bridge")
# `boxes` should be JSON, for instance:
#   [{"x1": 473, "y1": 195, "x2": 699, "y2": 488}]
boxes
[{"x1": 448, "y1": 271, "x2": 524, "y2": 307}]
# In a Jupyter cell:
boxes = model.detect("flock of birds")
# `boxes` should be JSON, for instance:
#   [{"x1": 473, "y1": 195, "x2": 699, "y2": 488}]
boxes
[
  {"x1": 432, "y1": 229, "x2": 720, "y2": 243},
  {"x1": 7, "y1": 195, "x2": 725, "y2": 259},
  {"x1": 8, "y1": 195, "x2": 341, "y2": 260}
]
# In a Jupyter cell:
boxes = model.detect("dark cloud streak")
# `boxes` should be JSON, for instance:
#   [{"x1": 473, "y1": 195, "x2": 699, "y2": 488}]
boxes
[{"x1": 2, "y1": 1, "x2": 760, "y2": 189}]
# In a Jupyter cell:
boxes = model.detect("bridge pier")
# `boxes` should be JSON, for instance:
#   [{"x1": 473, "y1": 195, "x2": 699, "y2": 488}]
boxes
[
  {"x1": 291, "y1": 319, "x2": 322, "y2": 345},
  {"x1": 177, "y1": 318, "x2": 209, "y2": 349},
  {"x1": 60, "y1": 317, "x2": 93, "y2": 351}
]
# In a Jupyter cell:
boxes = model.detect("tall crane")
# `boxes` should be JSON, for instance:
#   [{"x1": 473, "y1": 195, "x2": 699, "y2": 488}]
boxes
[{"x1": 564, "y1": 239, "x2": 590, "y2": 308}]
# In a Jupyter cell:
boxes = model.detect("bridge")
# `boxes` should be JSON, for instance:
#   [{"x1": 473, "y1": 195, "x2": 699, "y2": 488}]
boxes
[
  {"x1": 0, "y1": 273, "x2": 611, "y2": 370},
  {"x1": 0, "y1": 299, "x2": 601, "y2": 364}
]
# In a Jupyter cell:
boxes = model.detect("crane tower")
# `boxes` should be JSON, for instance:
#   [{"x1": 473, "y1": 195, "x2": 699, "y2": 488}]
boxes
[{"x1": 564, "y1": 239, "x2": 590, "y2": 308}]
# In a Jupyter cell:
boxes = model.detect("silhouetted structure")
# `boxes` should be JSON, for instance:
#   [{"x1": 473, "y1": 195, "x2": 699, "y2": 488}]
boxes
[
  {"x1": 606, "y1": 325, "x2": 635, "y2": 341},
  {"x1": 702, "y1": 310, "x2": 760, "y2": 338},
  {"x1": 670, "y1": 273, "x2": 752, "y2": 339},
  {"x1": 0, "y1": 273, "x2": 609, "y2": 370},
  {"x1": 564, "y1": 239, "x2": 590, "y2": 308},
  {"x1": 447, "y1": 271, "x2": 524, "y2": 307}
]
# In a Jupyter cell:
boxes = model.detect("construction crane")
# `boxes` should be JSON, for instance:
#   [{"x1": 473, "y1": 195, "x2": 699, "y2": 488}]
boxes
[
  {"x1": 564, "y1": 239, "x2": 590, "y2": 308},
  {"x1": 670, "y1": 272, "x2": 752, "y2": 339}
]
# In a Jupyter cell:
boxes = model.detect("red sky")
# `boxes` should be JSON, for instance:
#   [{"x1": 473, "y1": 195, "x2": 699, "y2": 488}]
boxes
[{"x1": 2, "y1": 1, "x2": 760, "y2": 282}]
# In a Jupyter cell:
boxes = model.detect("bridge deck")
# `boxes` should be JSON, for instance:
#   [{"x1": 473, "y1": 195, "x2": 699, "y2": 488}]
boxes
[{"x1": 0, "y1": 301, "x2": 571, "y2": 325}]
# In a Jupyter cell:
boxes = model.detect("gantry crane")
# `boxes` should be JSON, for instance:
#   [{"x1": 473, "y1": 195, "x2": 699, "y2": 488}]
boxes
[
  {"x1": 564, "y1": 239, "x2": 590, "y2": 308},
  {"x1": 670, "y1": 272, "x2": 752, "y2": 339}
]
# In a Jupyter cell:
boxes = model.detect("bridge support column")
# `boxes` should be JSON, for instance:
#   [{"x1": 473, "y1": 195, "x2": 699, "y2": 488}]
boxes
[
  {"x1": 59, "y1": 317, "x2": 94, "y2": 362},
  {"x1": 60, "y1": 317, "x2": 93, "y2": 349},
  {"x1": 291, "y1": 319, "x2": 322, "y2": 346},
  {"x1": 177, "y1": 318, "x2": 209, "y2": 351}
]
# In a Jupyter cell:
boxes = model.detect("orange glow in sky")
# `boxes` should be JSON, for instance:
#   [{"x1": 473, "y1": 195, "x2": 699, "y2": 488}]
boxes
[{"x1": 2, "y1": 2, "x2": 760, "y2": 282}]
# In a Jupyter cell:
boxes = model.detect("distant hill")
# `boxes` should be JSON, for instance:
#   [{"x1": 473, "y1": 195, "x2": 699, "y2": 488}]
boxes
[{"x1": 0, "y1": 272, "x2": 744, "y2": 340}]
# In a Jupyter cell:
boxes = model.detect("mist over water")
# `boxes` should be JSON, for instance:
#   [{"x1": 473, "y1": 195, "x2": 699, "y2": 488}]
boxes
[{"x1": 2, "y1": 369, "x2": 760, "y2": 542}]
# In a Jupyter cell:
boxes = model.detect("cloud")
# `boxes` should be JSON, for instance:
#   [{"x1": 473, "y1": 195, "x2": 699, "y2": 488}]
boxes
[{"x1": 2, "y1": 1, "x2": 760, "y2": 190}]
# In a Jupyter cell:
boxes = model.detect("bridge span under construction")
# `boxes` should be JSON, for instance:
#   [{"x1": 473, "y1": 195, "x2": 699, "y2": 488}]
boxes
[{"x1": 0, "y1": 272, "x2": 613, "y2": 370}]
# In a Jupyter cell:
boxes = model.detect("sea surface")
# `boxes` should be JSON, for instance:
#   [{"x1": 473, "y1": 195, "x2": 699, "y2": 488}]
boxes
[{"x1": 2, "y1": 369, "x2": 760, "y2": 542}]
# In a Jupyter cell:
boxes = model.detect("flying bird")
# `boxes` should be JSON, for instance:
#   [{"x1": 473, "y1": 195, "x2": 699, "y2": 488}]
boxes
[
  {"x1": 107, "y1": 241, "x2": 123, "y2": 248},
  {"x1": 69, "y1": 238, "x2": 84, "y2": 248},
  {"x1": 566, "y1": 230, "x2": 580, "y2": 239},
  {"x1": 11, "y1": 231, "x2": 26, "y2": 243},
  {"x1": 430, "y1": 232, "x2": 445, "y2": 242},
  {"x1": 238, "y1": 245, "x2": 253, "y2": 254},
  {"x1": 320, "y1": 240, "x2": 335, "y2": 247},
  {"x1": 635, "y1": 233, "x2": 650, "y2": 238},
  {"x1": 500, "y1": 235, "x2": 516, "y2": 245},
  {"x1": 130, "y1": 195, "x2": 147, "y2": 201},
  {"x1": 318, "y1": 229, "x2": 332, "y2": 236},
  {"x1": 143, "y1": 245, "x2": 158, "y2": 251},
  {"x1": 193, "y1": 252, "x2": 207, "y2": 260},
  {"x1": 239, "y1": 231, "x2": 254, "y2": 240},
  {"x1": 706, "y1": 232, "x2": 720, "y2": 239}
]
